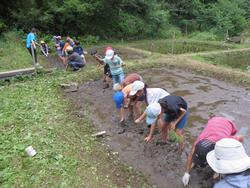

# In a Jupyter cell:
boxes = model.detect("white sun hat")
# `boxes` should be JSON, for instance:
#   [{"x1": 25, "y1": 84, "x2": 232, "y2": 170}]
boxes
[
  {"x1": 206, "y1": 138, "x2": 250, "y2": 174},
  {"x1": 146, "y1": 102, "x2": 161, "y2": 125},
  {"x1": 105, "y1": 49, "x2": 114, "y2": 60},
  {"x1": 129, "y1": 81, "x2": 145, "y2": 96}
]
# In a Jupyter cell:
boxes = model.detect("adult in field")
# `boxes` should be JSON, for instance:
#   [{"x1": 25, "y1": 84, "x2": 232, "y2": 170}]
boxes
[
  {"x1": 207, "y1": 138, "x2": 250, "y2": 188},
  {"x1": 65, "y1": 46, "x2": 85, "y2": 71},
  {"x1": 182, "y1": 116, "x2": 243, "y2": 186},
  {"x1": 26, "y1": 28, "x2": 38, "y2": 65}
]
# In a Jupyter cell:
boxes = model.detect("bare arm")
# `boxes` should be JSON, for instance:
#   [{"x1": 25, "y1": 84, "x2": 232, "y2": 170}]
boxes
[
  {"x1": 145, "y1": 123, "x2": 156, "y2": 143},
  {"x1": 94, "y1": 55, "x2": 104, "y2": 65},
  {"x1": 185, "y1": 144, "x2": 195, "y2": 173},
  {"x1": 182, "y1": 144, "x2": 195, "y2": 186},
  {"x1": 135, "y1": 111, "x2": 146, "y2": 124},
  {"x1": 120, "y1": 107, "x2": 124, "y2": 122},
  {"x1": 171, "y1": 108, "x2": 186, "y2": 130}
]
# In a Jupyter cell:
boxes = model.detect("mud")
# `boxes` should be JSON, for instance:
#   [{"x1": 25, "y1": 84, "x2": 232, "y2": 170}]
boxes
[{"x1": 68, "y1": 67, "x2": 250, "y2": 188}]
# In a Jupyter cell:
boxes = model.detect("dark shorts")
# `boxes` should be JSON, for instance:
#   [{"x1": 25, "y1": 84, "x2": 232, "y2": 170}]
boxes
[
  {"x1": 104, "y1": 64, "x2": 112, "y2": 78},
  {"x1": 163, "y1": 109, "x2": 189, "y2": 129}
]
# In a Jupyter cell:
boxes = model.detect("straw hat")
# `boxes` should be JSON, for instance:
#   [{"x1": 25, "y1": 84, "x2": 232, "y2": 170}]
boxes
[{"x1": 206, "y1": 138, "x2": 250, "y2": 174}]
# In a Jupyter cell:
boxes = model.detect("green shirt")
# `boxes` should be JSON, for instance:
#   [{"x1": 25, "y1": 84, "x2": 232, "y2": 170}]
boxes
[{"x1": 103, "y1": 55, "x2": 123, "y2": 76}]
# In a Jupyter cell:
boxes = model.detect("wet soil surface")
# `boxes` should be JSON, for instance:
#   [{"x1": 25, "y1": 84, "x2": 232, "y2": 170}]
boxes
[{"x1": 67, "y1": 67, "x2": 250, "y2": 188}]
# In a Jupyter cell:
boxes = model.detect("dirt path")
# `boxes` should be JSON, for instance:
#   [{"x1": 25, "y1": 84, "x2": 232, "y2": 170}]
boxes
[{"x1": 68, "y1": 67, "x2": 250, "y2": 188}]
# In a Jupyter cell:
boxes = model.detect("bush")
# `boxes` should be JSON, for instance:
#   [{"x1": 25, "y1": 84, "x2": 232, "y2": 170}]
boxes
[
  {"x1": 188, "y1": 31, "x2": 219, "y2": 41},
  {"x1": 117, "y1": 12, "x2": 147, "y2": 39},
  {"x1": 81, "y1": 35, "x2": 100, "y2": 46},
  {"x1": 159, "y1": 26, "x2": 182, "y2": 39}
]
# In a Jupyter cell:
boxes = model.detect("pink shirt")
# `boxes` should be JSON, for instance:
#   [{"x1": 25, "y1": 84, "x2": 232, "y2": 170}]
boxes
[{"x1": 194, "y1": 117, "x2": 239, "y2": 146}]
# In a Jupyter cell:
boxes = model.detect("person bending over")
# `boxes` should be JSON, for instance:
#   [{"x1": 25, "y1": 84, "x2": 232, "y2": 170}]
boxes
[
  {"x1": 182, "y1": 116, "x2": 243, "y2": 186},
  {"x1": 65, "y1": 46, "x2": 85, "y2": 71}
]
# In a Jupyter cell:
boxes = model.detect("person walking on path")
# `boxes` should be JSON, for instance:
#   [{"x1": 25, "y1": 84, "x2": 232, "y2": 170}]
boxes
[
  {"x1": 207, "y1": 138, "x2": 250, "y2": 188},
  {"x1": 26, "y1": 28, "x2": 38, "y2": 65},
  {"x1": 182, "y1": 117, "x2": 243, "y2": 186}
]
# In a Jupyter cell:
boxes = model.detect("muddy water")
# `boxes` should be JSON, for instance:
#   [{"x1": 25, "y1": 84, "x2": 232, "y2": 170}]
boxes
[{"x1": 69, "y1": 67, "x2": 250, "y2": 188}]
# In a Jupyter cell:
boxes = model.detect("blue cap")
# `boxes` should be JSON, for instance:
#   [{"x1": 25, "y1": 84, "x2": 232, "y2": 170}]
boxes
[
  {"x1": 113, "y1": 91, "x2": 124, "y2": 109},
  {"x1": 146, "y1": 103, "x2": 161, "y2": 125}
]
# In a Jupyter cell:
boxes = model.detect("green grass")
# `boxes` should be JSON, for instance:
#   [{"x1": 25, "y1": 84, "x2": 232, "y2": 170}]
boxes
[
  {"x1": 125, "y1": 38, "x2": 246, "y2": 55},
  {"x1": 193, "y1": 51, "x2": 250, "y2": 71},
  {"x1": 0, "y1": 32, "x2": 33, "y2": 71},
  {"x1": 0, "y1": 67, "x2": 150, "y2": 187},
  {"x1": 1, "y1": 31, "x2": 250, "y2": 187}
]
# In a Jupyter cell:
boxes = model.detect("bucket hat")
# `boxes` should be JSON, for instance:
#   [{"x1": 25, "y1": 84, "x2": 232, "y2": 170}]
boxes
[
  {"x1": 146, "y1": 103, "x2": 161, "y2": 125},
  {"x1": 207, "y1": 138, "x2": 250, "y2": 174},
  {"x1": 105, "y1": 49, "x2": 114, "y2": 60},
  {"x1": 129, "y1": 81, "x2": 145, "y2": 96}
]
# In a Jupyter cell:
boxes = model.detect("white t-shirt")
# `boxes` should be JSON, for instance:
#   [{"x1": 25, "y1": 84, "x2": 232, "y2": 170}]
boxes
[{"x1": 146, "y1": 88, "x2": 170, "y2": 105}]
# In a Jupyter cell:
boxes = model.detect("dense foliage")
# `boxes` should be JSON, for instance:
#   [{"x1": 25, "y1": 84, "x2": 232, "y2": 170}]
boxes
[{"x1": 0, "y1": 0, "x2": 249, "y2": 39}]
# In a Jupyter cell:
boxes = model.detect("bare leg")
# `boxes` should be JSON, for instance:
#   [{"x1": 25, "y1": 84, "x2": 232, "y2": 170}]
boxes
[
  {"x1": 158, "y1": 118, "x2": 169, "y2": 142},
  {"x1": 120, "y1": 108, "x2": 125, "y2": 123},
  {"x1": 176, "y1": 128, "x2": 184, "y2": 153},
  {"x1": 128, "y1": 104, "x2": 134, "y2": 120},
  {"x1": 134, "y1": 101, "x2": 142, "y2": 120}
]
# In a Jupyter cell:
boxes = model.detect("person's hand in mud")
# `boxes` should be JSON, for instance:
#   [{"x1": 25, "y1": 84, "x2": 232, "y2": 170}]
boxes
[
  {"x1": 144, "y1": 135, "x2": 153, "y2": 143},
  {"x1": 135, "y1": 111, "x2": 146, "y2": 124}
]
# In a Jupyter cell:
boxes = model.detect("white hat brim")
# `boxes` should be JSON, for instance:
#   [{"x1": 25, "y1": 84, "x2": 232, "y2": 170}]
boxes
[
  {"x1": 207, "y1": 150, "x2": 250, "y2": 174},
  {"x1": 129, "y1": 90, "x2": 137, "y2": 96},
  {"x1": 105, "y1": 55, "x2": 113, "y2": 60}
]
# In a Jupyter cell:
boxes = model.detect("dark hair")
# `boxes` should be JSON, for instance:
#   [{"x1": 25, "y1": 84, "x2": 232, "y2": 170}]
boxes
[
  {"x1": 31, "y1": 28, "x2": 36, "y2": 33},
  {"x1": 75, "y1": 40, "x2": 80, "y2": 45},
  {"x1": 158, "y1": 98, "x2": 169, "y2": 111}
]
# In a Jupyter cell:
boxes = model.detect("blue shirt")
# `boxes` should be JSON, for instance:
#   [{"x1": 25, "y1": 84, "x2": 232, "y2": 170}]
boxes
[
  {"x1": 214, "y1": 172, "x2": 250, "y2": 188},
  {"x1": 26, "y1": 32, "x2": 36, "y2": 48},
  {"x1": 103, "y1": 55, "x2": 123, "y2": 76}
]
